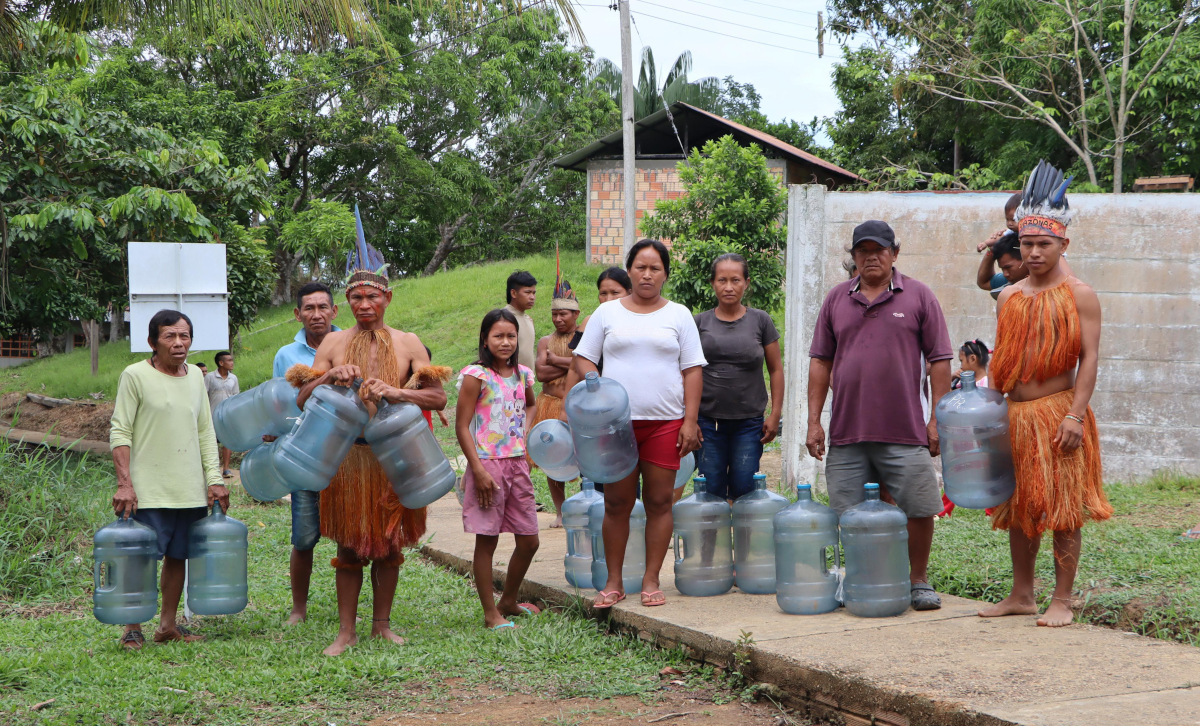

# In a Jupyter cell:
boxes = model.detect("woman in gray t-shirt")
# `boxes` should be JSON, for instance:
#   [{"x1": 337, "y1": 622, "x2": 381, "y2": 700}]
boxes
[{"x1": 693, "y1": 254, "x2": 783, "y2": 500}]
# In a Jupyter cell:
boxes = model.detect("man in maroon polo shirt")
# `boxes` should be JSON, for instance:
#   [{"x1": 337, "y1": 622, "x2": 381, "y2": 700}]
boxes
[{"x1": 806, "y1": 220, "x2": 953, "y2": 611}]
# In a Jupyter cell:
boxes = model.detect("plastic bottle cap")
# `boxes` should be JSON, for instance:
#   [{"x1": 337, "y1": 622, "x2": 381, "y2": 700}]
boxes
[
  {"x1": 796, "y1": 484, "x2": 811, "y2": 490},
  {"x1": 864, "y1": 483, "x2": 879, "y2": 490}
]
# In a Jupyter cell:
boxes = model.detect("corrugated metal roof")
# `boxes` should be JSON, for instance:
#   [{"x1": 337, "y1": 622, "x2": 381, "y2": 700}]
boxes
[{"x1": 553, "y1": 102, "x2": 860, "y2": 182}]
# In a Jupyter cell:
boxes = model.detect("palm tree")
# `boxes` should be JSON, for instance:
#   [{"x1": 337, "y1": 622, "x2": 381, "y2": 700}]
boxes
[
  {"x1": 0, "y1": 0, "x2": 580, "y2": 55},
  {"x1": 592, "y1": 47, "x2": 721, "y2": 121}
]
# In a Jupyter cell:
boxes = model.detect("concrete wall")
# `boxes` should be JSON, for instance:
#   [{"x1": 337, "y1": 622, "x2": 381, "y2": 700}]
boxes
[
  {"x1": 782, "y1": 185, "x2": 1200, "y2": 488},
  {"x1": 586, "y1": 159, "x2": 786, "y2": 264}
]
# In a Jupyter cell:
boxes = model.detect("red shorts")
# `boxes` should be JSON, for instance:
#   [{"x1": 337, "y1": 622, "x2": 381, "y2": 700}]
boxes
[
  {"x1": 422, "y1": 410, "x2": 433, "y2": 430},
  {"x1": 633, "y1": 419, "x2": 684, "y2": 471}
]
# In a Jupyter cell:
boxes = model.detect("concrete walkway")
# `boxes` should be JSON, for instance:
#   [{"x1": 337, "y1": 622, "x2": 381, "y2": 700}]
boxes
[{"x1": 419, "y1": 494, "x2": 1200, "y2": 726}]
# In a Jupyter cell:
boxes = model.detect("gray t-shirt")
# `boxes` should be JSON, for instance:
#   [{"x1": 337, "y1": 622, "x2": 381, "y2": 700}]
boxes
[{"x1": 693, "y1": 308, "x2": 779, "y2": 420}]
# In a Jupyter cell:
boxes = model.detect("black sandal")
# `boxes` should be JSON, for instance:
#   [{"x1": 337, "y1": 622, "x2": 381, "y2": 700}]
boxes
[
  {"x1": 911, "y1": 583, "x2": 942, "y2": 611},
  {"x1": 120, "y1": 630, "x2": 146, "y2": 651}
]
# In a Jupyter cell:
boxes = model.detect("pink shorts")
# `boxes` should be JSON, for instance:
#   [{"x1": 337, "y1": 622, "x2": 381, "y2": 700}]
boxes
[
  {"x1": 633, "y1": 419, "x2": 684, "y2": 471},
  {"x1": 461, "y1": 457, "x2": 539, "y2": 536}
]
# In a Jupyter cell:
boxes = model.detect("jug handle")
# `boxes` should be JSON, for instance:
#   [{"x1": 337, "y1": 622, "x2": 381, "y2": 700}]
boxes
[{"x1": 672, "y1": 532, "x2": 681, "y2": 563}]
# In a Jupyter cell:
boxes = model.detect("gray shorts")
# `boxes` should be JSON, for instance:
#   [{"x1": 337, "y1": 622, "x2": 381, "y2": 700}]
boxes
[{"x1": 825, "y1": 443, "x2": 941, "y2": 518}]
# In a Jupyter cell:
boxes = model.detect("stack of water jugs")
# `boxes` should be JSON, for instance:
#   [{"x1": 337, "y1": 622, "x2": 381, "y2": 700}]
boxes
[
  {"x1": 94, "y1": 374, "x2": 459, "y2": 623},
  {"x1": 543, "y1": 368, "x2": 1015, "y2": 617}
]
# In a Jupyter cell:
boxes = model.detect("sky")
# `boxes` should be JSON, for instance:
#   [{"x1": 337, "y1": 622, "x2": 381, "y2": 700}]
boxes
[{"x1": 569, "y1": 0, "x2": 851, "y2": 139}]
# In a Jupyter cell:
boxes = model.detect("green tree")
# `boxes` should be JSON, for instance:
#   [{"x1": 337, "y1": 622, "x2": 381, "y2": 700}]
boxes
[
  {"x1": 592, "y1": 47, "x2": 720, "y2": 120},
  {"x1": 0, "y1": 23, "x2": 272, "y2": 340},
  {"x1": 278, "y1": 200, "x2": 356, "y2": 284},
  {"x1": 641, "y1": 135, "x2": 786, "y2": 313}
]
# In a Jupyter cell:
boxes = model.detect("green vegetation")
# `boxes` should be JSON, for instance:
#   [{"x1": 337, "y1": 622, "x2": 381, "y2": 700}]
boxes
[
  {"x1": 0, "y1": 446, "x2": 685, "y2": 725},
  {"x1": 2, "y1": 254, "x2": 608, "y2": 400}
]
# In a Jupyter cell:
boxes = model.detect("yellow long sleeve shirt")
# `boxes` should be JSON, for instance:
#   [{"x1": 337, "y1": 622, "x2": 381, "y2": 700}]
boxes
[{"x1": 109, "y1": 360, "x2": 223, "y2": 508}]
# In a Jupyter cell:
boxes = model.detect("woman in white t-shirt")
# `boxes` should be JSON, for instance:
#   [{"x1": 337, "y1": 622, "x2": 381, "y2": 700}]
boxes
[{"x1": 573, "y1": 239, "x2": 707, "y2": 609}]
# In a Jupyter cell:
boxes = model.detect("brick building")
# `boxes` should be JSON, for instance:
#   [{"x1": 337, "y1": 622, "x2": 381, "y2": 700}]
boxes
[{"x1": 554, "y1": 102, "x2": 861, "y2": 264}]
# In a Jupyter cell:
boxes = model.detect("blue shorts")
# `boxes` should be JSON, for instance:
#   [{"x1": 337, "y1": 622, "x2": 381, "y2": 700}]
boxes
[
  {"x1": 132, "y1": 507, "x2": 208, "y2": 560},
  {"x1": 696, "y1": 416, "x2": 764, "y2": 500}
]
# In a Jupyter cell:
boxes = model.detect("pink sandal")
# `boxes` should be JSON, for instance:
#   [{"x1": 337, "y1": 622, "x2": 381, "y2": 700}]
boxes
[
  {"x1": 592, "y1": 591, "x2": 626, "y2": 609},
  {"x1": 640, "y1": 591, "x2": 667, "y2": 607}
]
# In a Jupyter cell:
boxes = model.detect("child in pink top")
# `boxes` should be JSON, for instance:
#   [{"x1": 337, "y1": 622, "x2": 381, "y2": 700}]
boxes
[{"x1": 455, "y1": 308, "x2": 540, "y2": 629}]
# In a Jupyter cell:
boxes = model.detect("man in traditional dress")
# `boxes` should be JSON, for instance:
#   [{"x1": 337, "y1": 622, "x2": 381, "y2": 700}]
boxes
[
  {"x1": 290, "y1": 266, "x2": 449, "y2": 655},
  {"x1": 532, "y1": 275, "x2": 580, "y2": 528},
  {"x1": 979, "y1": 160, "x2": 1110, "y2": 628}
]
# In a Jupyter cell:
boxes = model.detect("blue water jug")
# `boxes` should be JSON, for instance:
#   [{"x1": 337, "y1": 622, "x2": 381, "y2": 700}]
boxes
[
  {"x1": 93, "y1": 517, "x2": 159, "y2": 625},
  {"x1": 364, "y1": 399, "x2": 457, "y2": 508},
  {"x1": 841, "y1": 483, "x2": 910, "y2": 618},
  {"x1": 239, "y1": 440, "x2": 290, "y2": 502},
  {"x1": 528, "y1": 419, "x2": 580, "y2": 482},
  {"x1": 563, "y1": 479, "x2": 603, "y2": 589},
  {"x1": 186, "y1": 501, "x2": 248, "y2": 616},
  {"x1": 273, "y1": 380, "x2": 370, "y2": 493},
  {"x1": 213, "y1": 378, "x2": 301, "y2": 452},
  {"x1": 565, "y1": 372, "x2": 638, "y2": 484},
  {"x1": 672, "y1": 475, "x2": 734, "y2": 597},
  {"x1": 588, "y1": 497, "x2": 646, "y2": 593},
  {"x1": 733, "y1": 473, "x2": 789, "y2": 594},
  {"x1": 936, "y1": 371, "x2": 1016, "y2": 509},
  {"x1": 774, "y1": 484, "x2": 840, "y2": 615},
  {"x1": 674, "y1": 451, "x2": 695, "y2": 490}
]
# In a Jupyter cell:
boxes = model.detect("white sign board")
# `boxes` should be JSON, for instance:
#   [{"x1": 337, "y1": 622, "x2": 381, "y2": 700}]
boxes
[{"x1": 128, "y1": 242, "x2": 229, "y2": 353}]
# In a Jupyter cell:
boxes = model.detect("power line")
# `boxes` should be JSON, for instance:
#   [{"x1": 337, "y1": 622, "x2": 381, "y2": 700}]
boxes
[
  {"x1": 637, "y1": 0, "x2": 819, "y2": 44},
  {"x1": 235, "y1": 0, "x2": 552, "y2": 104},
  {"x1": 632, "y1": 10, "x2": 835, "y2": 57},
  {"x1": 737, "y1": 0, "x2": 820, "y2": 16},
  {"x1": 671, "y1": 0, "x2": 817, "y2": 29}
]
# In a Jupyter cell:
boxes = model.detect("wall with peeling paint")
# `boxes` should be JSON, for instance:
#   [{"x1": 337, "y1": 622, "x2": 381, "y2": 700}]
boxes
[{"x1": 783, "y1": 185, "x2": 1199, "y2": 488}]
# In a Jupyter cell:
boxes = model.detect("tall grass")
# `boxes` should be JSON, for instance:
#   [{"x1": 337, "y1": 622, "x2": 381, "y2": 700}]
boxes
[{"x1": 0, "y1": 442, "x2": 114, "y2": 602}]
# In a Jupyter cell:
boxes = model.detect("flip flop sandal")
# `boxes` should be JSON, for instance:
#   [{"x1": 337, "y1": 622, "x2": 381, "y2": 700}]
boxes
[
  {"x1": 515, "y1": 603, "x2": 541, "y2": 616},
  {"x1": 491, "y1": 622, "x2": 517, "y2": 631},
  {"x1": 592, "y1": 591, "x2": 626, "y2": 609},
  {"x1": 119, "y1": 630, "x2": 146, "y2": 651},
  {"x1": 911, "y1": 583, "x2": 942, "y2": 611},
  {"x1": 640, "y1": 591, "x2": 667, "y2": 607},
  {"x1": 1182, "y1": 527, "x2": 1200, "y2": 541}
]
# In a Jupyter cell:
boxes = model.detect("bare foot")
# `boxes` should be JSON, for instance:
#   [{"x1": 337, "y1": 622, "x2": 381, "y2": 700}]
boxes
[
  {"x1": 1037, "y1": 598, "x2": 1075, "y2": 627},
  {"x1": 550, "y1": 516, "x2": 562, "y2": 529},
  {"x1": 285, "y1": 610, "x2": 306, "y2": 626},
  {"x1": 978, "y1": 595, "x2": 1038, "y2": 618},
  {"x1": 484, "y1": 612, "x2": 514, "y2": 629},
  {"x1": 322, "y1": 630, "x2": 358, "y2": 656},
  {"x1": 370, "y1": 624, "x2": 406, "y2": 646}
]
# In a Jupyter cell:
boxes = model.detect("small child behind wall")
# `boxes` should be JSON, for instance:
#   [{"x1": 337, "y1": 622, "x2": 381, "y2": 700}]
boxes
[{"x1": 455, "y1": 308, "x2": 542, "y2": 630}]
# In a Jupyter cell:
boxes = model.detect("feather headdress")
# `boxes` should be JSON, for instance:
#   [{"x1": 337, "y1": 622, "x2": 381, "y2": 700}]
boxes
[
  {"x1": 550, "y1": 242, "x2": 579, "y2": 311},
  {"x1": 1015, "y1": 160, "x2": 1074, "y2": 238},
  {"x1": 344, "y1": 204, "x2": 389, "y2": 291}
]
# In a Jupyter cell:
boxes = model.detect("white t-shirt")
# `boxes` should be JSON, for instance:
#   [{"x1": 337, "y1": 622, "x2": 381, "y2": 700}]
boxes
[{"x1": 574, "y1": 299, "x2": 707, "y2": 420}]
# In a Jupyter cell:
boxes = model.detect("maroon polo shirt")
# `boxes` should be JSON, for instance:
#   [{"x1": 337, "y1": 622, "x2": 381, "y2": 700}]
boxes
[{"x1": 809, "y1": 270, "x2": 953, "y2": 447}]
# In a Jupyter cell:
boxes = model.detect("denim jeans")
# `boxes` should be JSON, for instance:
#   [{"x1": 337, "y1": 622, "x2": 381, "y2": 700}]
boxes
[
  {"x1": 290, "y1": 489, "x2": 321, "y2": 551},
  {"x1": 696, "y1": 415, "x2": 764, "y2": 500}
]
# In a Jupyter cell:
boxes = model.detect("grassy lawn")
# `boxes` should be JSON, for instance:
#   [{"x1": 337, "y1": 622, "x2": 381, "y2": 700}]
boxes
[{"x1": 0, "y1": 444, "x2": 693, "y2": 725}]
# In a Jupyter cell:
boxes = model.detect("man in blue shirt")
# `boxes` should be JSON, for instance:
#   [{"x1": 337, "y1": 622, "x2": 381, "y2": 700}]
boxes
[{"x1": 272, "y1": 281, "x2": 339, "y2": 625}]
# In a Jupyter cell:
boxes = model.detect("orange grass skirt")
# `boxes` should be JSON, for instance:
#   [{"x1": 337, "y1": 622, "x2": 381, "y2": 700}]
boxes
[
  {"x1": 991, "y1": 389, "x2": 1111, "y2": 537},
  {"x1": 320, "y1": 445, "x2": 427, "y2": 563}
]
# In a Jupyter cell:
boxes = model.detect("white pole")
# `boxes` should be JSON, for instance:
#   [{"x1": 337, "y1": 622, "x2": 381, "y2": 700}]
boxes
[{"x1": 619, "y1": 0, "x2": 637, "y2": 258}]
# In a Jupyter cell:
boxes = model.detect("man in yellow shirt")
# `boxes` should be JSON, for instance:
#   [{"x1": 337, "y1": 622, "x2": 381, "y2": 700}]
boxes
[{"x1": 110, "y1": 310, "x2": 228, "y2": 650}]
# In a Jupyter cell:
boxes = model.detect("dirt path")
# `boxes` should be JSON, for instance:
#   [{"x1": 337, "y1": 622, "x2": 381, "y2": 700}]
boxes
[
  {"x1": 368, "y1": 683, "x2": 808, "y2": 726},
  {"x1": 0, "y1": 392, "x2": 113, "y2": 442}
]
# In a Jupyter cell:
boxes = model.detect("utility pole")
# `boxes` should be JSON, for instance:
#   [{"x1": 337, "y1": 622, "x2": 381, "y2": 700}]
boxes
[
  {"x1": 619, "y1": 0, "x2": 637, "y2": 257},
  {"x1": 817, "y1": 11, "x2": 824, "y2": 58}
]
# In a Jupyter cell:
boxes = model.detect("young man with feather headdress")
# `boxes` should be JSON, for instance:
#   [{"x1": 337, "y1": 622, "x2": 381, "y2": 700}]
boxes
[
  {"x1": 531, "y1": 261, "x2": 581, "y2": 527},
  {"x1": 289, "y1": 211, "x2": 451, "y2": 655},
  {"x1": 979, "y1": 160, "x2": 1111, "y2": 628}
]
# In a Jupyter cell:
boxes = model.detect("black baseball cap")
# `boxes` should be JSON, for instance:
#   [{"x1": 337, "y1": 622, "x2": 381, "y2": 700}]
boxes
[{"x1": 852, "y1": 220, "x2": 896, "y2": 248}]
